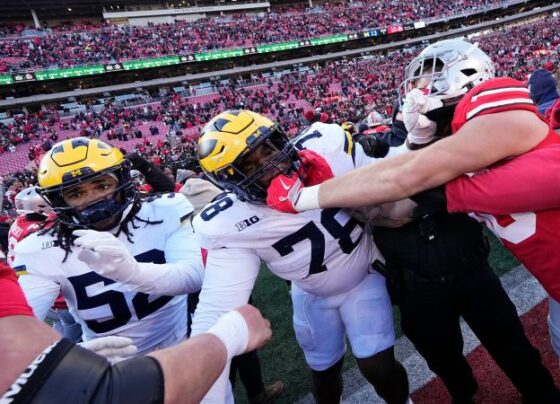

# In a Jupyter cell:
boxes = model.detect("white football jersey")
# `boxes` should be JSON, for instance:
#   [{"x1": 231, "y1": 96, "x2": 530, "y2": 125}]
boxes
[
  {"x1": 192, "y1": 123, "x2": 391, "y2": 329},
  {"x1": 192, "y1": 122, "x2": 415, "y2": 403},
  {"x1": 14, "y1": 193, "x2": 200, "y2": 355}
]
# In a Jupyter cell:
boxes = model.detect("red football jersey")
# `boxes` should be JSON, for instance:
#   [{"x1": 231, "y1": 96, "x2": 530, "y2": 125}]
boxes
[
  {"x1": 8, "y1": 215, "x2": 44, "y2": 268},
  {"x1": 0, "y1": 261, "x2": 33, "y2": 318},
  {"x1": 446, "y1": 77, "x2": 560, "y2": 300}
]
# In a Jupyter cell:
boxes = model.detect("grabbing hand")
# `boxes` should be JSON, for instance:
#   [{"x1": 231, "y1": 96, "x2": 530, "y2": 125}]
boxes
[
  {"x1": 403, "y1": 88, "x2": 443, "y2": 114},
  {"x1": 402, "y1": 89, "x2": 442, "y2": 146},
  {"x1": 298, "y1": 149, "x2": 334, "y2": 186},
  {"x1": 235, "y1": 304, "x2": 272, "y2": 353},
  {"x1": 266, "y1": 173, "x2": 304, "y2": 214},
  {"x1": 79, "y1": 336, "x2": 137, "y2": 363},
  {"x1": 355, "y1": 134, "x2": 390, "y2": 158},
  {"x1": 74, "y1": 229, "x2": 138, "y2": 283}
]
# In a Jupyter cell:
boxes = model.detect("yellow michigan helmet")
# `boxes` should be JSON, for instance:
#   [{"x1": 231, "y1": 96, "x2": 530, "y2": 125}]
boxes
[
  {"x1": 37, "y1": 137, "x2": 136, "y2": 227},
  {"x1": 340, "y1": 121, "x2": 356, "y2": 135},
  {"x1": 197, "y1": 110, "x2": 300, "y2": 203}
]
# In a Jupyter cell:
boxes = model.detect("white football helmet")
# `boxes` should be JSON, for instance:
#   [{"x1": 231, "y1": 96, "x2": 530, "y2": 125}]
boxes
[
  {"x1": 15, "y1": 186, "x2": 52, "y2": 216},
  {"x1": 130, "y1": 169, "x2": 146, "y2": 187},
  {"x1": 366, "y1": 110, "x2": 387, "y2": 127},
  {"x1": 400, "y1": 38, "x2": 495, "y2": 105}
]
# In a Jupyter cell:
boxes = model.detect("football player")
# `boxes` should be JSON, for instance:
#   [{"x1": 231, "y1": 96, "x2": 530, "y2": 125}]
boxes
[
  {"x1": 191, "y1": 110, "x2": 411, "y2": 404},
  {"x1": 266, "y1": 39, "x2": 560, "y2": 362},
  {"x1": 13, "y1": 138, "x2": 205, "y2": 356},
  {"x1": 9, "y1": 186, "x2": 84, "y2": 343},
  {"x1": 8, "y1": 186, "x2": 53, "y2": 267},
  {"x1": 0, "y1": 258, "x2": 272, "y2": 404}
]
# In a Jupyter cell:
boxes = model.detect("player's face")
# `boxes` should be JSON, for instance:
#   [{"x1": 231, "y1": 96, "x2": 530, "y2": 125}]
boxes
[
  {"x1": 239, "y1": 142, "x2": 290, "y2": 188},
  {"x1": 62, "y1": 174, "x2": 119, "y2": 211}
]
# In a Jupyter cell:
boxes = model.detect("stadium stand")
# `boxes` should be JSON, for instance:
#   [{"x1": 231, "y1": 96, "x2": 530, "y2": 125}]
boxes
[{"x1": 0, "y1": 0, "x2": 518, "y2": 72}]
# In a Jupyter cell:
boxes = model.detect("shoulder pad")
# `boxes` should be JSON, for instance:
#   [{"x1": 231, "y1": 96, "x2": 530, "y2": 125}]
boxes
[
  {"x1": 141, "y1": 193, "x2": 195, "y2": 225},
  {"x1": 192, "y1": 194, "x2": 263, "y2": 249}
]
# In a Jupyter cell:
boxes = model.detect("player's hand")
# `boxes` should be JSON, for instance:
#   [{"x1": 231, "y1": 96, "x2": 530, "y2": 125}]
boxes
[
  {"x1": 266, "y1": 172, "x2": 304, "y2": 214},
  {"x1": 402, "y1": 89, "x2": 442, "y2": 146},
  {"x1": 74, "y1": 229, "x2": 138, "y2": 282},
  {"x1": 79, "y1": 336, "x2": 137, "y2": 363},
  {"x1": 355, "y1": 134, "x2": 390, "y2": 158},
  {"x1": 403, "y1": 88, "x2": 443, "y2": 114},
  {"x1": 235, "y1": 304, "x2": 272, "y2": 353},
  {"x1": 298, "y1": 149, "x2": 334, "y2": 186}
]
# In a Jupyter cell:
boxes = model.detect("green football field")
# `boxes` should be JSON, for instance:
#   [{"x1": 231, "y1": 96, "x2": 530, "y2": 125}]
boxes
[{"x1": 232, "y1": 230, "x2": 520, "y2": 403}]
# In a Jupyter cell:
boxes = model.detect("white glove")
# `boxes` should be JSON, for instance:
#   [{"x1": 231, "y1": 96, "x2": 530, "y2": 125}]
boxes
[
  {"x1": 402, "y1": 89, "x2": 443, "y2": 146},
  {"x1": 74, "y1": 229, "x2": 139, "y2": 284},
  {"x1": 79, "y1": 336, "x2": 137, "y2": 363},
  {"x1": 74, "y1": 229, "x2": 204, "y2": 296}
]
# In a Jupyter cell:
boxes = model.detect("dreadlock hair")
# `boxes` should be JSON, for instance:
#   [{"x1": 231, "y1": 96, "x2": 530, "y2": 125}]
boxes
[{"x1": 40, "y1": 192, "x2": 163, "y2": 262}]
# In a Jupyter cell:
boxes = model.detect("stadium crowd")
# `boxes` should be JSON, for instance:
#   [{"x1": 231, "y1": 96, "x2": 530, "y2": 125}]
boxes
[
  {"x1": 1, "y1": 14, "x2": 559, "y2": 178},
  {"x1": 0, "y1": 0, "x2": 510, "y2": 72}
]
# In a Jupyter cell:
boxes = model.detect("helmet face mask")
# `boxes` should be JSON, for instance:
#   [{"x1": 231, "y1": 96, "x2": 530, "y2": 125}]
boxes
[
  {"x1": 41, "y1": 166, "x2": 135, "y2": 230},
  {"x1": 37, "y1": 138, "x2": 136, "y2": 229},
  {"x1": 211, "y1": 127, "x2": 300, "y2": 203},
  {"x1": 198, "y1": 110, "x2": 301, "y2": 204},
  {"x1": 399, "y1": 39, "x2": 495, "y2": 107},
  {"x1": 230, "y1": 134, "x2": 300, "y2": 202}
]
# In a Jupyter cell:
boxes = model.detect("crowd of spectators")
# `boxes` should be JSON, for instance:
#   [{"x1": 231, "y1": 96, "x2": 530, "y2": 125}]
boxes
[
  {"x1": 1, "y1": 15, "x2": 559, "y2": 161},
  {"x1": 0, "y1": 0, "x2": 508, "y2": 72},
  {"x1": 1, "y1": 15, "x2": 559, "y2": 216}
]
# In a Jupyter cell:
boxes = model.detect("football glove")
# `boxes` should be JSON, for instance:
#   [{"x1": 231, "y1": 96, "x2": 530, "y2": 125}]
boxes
[
  {"x1": 354, "y1": 134, "x2": 390, "y2": 158},
  {"x1": 402, "y1": 89, "x2": 443, "y2": 146},
  {"x1": 266, "y1": 173, "x2": 304, "y2": 214},
  {"x1": 298, "y1": 149, "x2": 334, "y2": 186},
  {"x1": 266, "y1": 172, "x2": 321, "y2": 213},
  {"x1": 79, "y1": 336, "x2": 137, "y2": 363},
  {"x1": 75, "y1": 230, "x2": 140, "y2": 284}
]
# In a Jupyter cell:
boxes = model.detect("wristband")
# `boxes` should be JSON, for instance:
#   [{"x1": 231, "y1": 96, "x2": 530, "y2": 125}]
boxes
[
  {"x1": 294, "y1": 185, "x2": 321, "y2": 212},
  {"x1": 207, "y1": 311, "x2": 249, "y2": 361}
]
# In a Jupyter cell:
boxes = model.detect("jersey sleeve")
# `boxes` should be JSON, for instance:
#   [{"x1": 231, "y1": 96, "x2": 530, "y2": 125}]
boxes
[
  {"x1": 446, "y1": 145, "x2": 560, "y2": 214},
  {"x1": 11, "y1": 233, "x2": 67, "y2": 320},
  {"x1": 452, "y1": 77, "x2": 538, "y2": 133},
  {"x1": 103, "y1": 194, "x2": 204, "y2": 296},
  {"x1": 149, "y1": 192, "x2": 195, "y2": 225},
  {"x1": 191, "y1": 247, "x2": 260, "y2": 337},
  {"x1": 294, "y1": 122, "x2": 376, "y2": 174},
  {"x1": 18, "y1": 274, "x2": 60, "y2": 320},
  {"x1": 191, "y1": 247, "x2": 261, "y2": 403}
]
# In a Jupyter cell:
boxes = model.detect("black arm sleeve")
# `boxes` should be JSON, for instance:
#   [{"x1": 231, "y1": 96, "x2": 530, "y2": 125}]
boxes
[
  {"x1": 410, "y1": 186, "x2": 449, "y2": 214},
  {"x1": 127, "y1": 153, "x2": 175, "y2": 193},
  {"x1": 5, "y1": 339, "x2": 164, "y2": 404}
]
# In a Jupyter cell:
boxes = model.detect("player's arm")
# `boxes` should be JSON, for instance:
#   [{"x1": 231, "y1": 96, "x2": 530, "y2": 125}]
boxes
[
  {"x1": 3, "y1": 303, "x2": 269, "y2": 404},
  {"x1": 73, "y1": 222, "x2": 204, "y2": 296},
  {"x1": 295, "y1": 110, "x2": 549, "y2": 211},
  {"x1": 151, "y1": 304, "x2": 271, "y2": 404},
  {"x1": 191, "y1": 247, "x2": 261, "y2": 403},
  {"x1": 445, "y1": 145, "x2": 560, "y2": 214}
]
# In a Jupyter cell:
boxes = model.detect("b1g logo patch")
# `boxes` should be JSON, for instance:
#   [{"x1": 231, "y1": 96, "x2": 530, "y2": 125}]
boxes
[
  {"x1": 42, "y1": 240, "x2": 60, "y2": 250},
  {"x1": 235, "y1": 216, "x2": 260, "y2": 232}
]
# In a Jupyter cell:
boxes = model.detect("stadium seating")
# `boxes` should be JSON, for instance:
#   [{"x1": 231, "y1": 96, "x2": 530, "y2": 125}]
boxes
[{"x1": 0, "y1": 0, "x2": 509, "y2": 72}]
